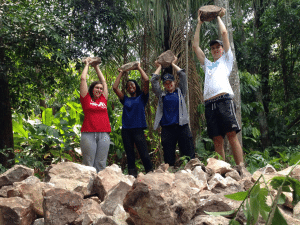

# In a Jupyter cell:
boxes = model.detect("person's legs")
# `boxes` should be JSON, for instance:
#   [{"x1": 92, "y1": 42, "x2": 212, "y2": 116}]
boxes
[
  {"x1": 161, "y1": 125, "x2": 177, "y2": 166},
  {"x1": 132, "y1": 128, "x2": 153, "y2": 173},
  {"x1": 121, "y1": 129, "x2": 137, "y2": 175},
  {"x1": 177, "y1": 124, "x2": 195, "y2": 160},
  {"x1": 80, "y1": 132, "x2": 97, "y2": 168},
  {"x1": 212, "y1": 135, "x2": 225, "y2": 160},
  {"x1": 94, "y1": 132, "x2": 110, "y2": 172},
  {"x1": 227, "y1": 131, "x2": 244, "y2": 165}
]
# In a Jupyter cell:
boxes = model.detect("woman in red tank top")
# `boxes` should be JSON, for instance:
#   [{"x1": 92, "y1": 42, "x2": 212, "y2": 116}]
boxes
[{"x1": 79, "y1": 57, "x2": 111, "y2": 172}]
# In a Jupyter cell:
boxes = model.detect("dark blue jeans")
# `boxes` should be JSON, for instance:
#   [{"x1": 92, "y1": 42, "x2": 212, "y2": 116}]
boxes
[
  {"x1": 121, "y1": 128, "x2": 153, "y2": 173},
  {"x1": 161, "y1": 124, "x2": 195, "y2": 166}
]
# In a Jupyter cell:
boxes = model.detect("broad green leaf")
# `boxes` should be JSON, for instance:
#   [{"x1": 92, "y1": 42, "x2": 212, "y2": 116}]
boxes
[
  {"x1": 225, "y1": 191, "x2": 248, "y2": 201},
  {"x1": 258, "y1": 188, "x2": 271, "y2": 212},
  {"x1": 204, "y1": 210, "x2": 236, "y2": 216},
  {"x1": 229, "y1": 220, "x2": 240, "y2": 225},
  {"x1": 271, "y1": 206, "x2": 288, "y2": 225},
  {"x1": 250, "y1": 195, "x2": 260, "y2": 225},
  {"x1": 289, "y1": 153, "x2": 300, "y2": 165},
  {"x1": 277, "y1": 193, "x2": 286, "y2": 205},
  {"x1": 12, "y1": 121, "x2": 28, "y2": 139},
  {"x1": 250, "y1": 183, "x2": 260, "y2": 198}
]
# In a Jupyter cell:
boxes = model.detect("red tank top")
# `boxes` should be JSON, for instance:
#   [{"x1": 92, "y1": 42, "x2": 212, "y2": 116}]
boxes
[{"x1": 80, "y1": 93, "x2": 111, "y2": 132}]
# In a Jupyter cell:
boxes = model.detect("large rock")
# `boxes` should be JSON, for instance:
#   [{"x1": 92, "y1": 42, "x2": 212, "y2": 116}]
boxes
[
  {"x1": 112, "y1": 204, "x2": 130, "y2": 225},
  {"x1": 43, "y1": 188, "x2": 84, "y2": 225},
  {"x1": 0, "y1": 197, "x2": 36, "y2": 225},
  {"x1": 119, "y1": 61, "x2": 139, "y2": 72},
  {"x1": 94, "y1": 164, "x2": 134, "y2": 201},
  {"x1": 157, "y1": 50, "x2": 176, "y2": 68},
  {"x1": 191, "y1": 166, "x2": 208, "y2": 190},
  {"x1": 101, "y1": 181, "x2": 132, "y2": 216},
  {"x1": 184, "y1": 158, "x2": 204, "y2": 171},
  {"x1": 278, "y1": 165, "x2": 300, "y2": 182},
  {"x1": 293, "y1": 201, "x2": 300, "y2": 220},
  {"x1": 33, "y1": 218, "x2": 44, "y2": 225},
  {"x1": 93, "y1": 216, "x2": 118, "y2": 225},
  {"x1": 0, "y1": 185, "x2": 13, "y2": 197},
  {"x1": 187, "y1": 215, "x2": 230, "y2": 225},
  {"x1": 7, "y1": 176, "x2": 53, "y2": 217},
  {"x1": 44, "y1": 162, "x2": 97, "y2": 197},
  {"x1": 124, "y1": 171, "x2": 176, "y2": 225},
  {"x1": 206, "y1": 158, "x2": 233, "y2": 175},
  {"x1": 124, "y1": 169, "x2": 205, "y2": 224},
  {"x1": 0, "y1": 165, "x2": 34, "y2": 188},
  {"x1": 73, "y1": 198, "x2": 104, "y2": 225}
]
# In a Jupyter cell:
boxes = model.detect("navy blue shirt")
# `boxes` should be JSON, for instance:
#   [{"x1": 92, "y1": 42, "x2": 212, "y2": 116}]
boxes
[
  {"x1": 160, "y1": 90, "x2": 179, "y2": 126},
  {"x1": 120, "y1": 92, "x2": 149, "y2": 129}
]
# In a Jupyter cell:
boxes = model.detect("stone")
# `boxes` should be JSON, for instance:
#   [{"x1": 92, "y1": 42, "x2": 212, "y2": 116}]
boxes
[
  {"x1": 119, "y1": 61, "x2": 140, "y2": 72},
  {"x1": 0, "y1": 197, "x2": 36, "y2": 225},
  {"x1": 0, "y1": 165, "x2": 34, "y2": 188},
  {"x1": 94, "y1": 164, "x2": 134, "y2": 201},
  {"x1": 258, "y1": 164, "x2": 277, "y2": 174},
  {"x1": 252, "y1": 170, "x2": 283, "y2": 189},
  {"x1": 278, "y1": 165, "x2": 300, "y2": 182},
  {"x1": 7, "y1": 176, "x2": 54, "y2": 217},
  {"x1": 44, "y1": 162, "x2": 97, "y2": 197},
  {"x1": 43, "y1": 188, "x2": 84, "y2": 225},
  {"x1": 191, "y1": 166, "x2": 208, "y2": 190},
  {"x1": 101, "y1": 181, "x2": 132, "y2": 216},
  {"x1": 112, "y1": 204, "x2": 130, "y2": 225},
  {"x1": 73, "y1": 198, "x2": 104, "y2": 225},
  {"x1": 206, "y1": 158, "x2": 233, "y2": 175},
  {"x1": 123, "y1": 172, "x2": 176, "y2": 225},
  {"x1": 187, "y1": 215, "x2": 230, "y2": 225},
  {"x1": 184, "y1": 158, "x2": 204, "y2": 171},
  {"x1": 195, "y1": 194, "x2": 234, "y2": 217},
  {"x1": 82, "y1": 57, "x2": 101, "y2": 67},
  {"x1": 225, "y1": 170, "x2": 241, "y2": 181},
  {"x1": 293, "y1": 201, "x2": 300, "y2": 220},
  {"x1": 0, "y1": 185, "x2": 13, "y2": 197},
  {"x1": 33, "y1": 218, "x2": 44, "y2": 225},
  {"x1": 169, "y1": 170, "x2": 203, "y2": 223},
  {"x1": 198, "y1": 5, "x2": 225, "y2": 22},
  {"x1": 156, "y1": 163, "x2": 169, "y2": 172},
  {"x1": 157, "y1": 50, "x2": 176, "y2": 68},
  {"x1": 93, "y1": 216, "x2": 118, "y2": 225}
]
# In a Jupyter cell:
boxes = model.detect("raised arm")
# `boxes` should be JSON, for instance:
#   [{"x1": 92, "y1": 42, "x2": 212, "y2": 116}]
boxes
[
  {"x1": 137, "y1": 63, "x2": 149, "y2": 95},
  {"x1": 93, "y1": 64, "x2": 108, "y2": 100},
  {"x1": 217, "y1": 9, "x2": 229, "y2": 52},
  {"x1": 192, "y1": 13, "x2": 206, "y2": 65},
  {"x1": 150, "y1": 61, "x2": 163, "y2": 98},
  {"x1": 112, "y1": 69, "x2": 125, "y2": 101},
  {"x1": 171, "y1": 57, "x2": 187, "y2": 97},
  {"x1": 80, "y1": 58, "x2": 90, "y2": 98}
]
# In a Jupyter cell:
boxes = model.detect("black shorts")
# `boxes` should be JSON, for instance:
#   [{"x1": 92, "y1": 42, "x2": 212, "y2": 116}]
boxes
[{"x1": 205, "y1": 96, "x2": 241, "y2": 139}]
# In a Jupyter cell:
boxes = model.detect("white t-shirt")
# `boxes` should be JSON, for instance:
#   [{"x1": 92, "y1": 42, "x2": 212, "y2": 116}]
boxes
[{"x1": 202, "y1": 48, "x2": 234, "y2": 101}]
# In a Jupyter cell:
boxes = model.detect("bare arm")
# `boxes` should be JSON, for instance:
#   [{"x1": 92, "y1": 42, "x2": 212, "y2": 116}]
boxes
[
  {"x1": 172, "y1": 57, "x2": 187, "y2": 97},
  {"x1": 150, "y1": 61, "x2": 163, "y2": 98},
  {"x1": 93, "y1": 65, "x2": 108, "y2": 100},
  {"x1": 217, "y1": 15, "x2": 230, "y2": 52},
  {"x1": 80, "y1": 58, "x2": 90, "y2": 98},
  {"x1": 193, "y1": 14, "x2": 205, "y2": 65},
  {"x1": 112, "y1": 69, "x2": 125, "y2": 101},
  {"x1": 137, "y1": 63, "x2": 149, "y2": 95}
]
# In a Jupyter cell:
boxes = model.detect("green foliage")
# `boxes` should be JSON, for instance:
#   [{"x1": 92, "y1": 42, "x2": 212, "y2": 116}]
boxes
[{"x1": 10, "y1": 101, "x2": 83, "y2": 172}]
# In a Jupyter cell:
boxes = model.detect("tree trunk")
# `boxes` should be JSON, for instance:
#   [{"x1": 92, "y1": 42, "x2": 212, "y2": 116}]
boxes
[
  {"x1": 0, "y1": 37, "x2": 14, "y2": 167},
  {"x1": 214, "y1": 0, "x2": 243, "y2": 158}
]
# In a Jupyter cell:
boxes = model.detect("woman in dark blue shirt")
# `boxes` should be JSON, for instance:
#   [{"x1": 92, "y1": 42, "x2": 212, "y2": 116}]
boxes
[{"x1": 113, "y1": 63, "x2": 153, "y2": 177}]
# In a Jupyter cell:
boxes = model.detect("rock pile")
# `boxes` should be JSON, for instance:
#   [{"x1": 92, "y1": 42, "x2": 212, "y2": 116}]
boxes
[{"x1": 0, "y1": 159, "x2": 300, "y2": 225}]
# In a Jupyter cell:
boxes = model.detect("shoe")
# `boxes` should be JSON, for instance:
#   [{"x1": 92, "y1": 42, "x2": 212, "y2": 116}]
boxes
[{"x1": 128, "y1": 169, "x2": 138, "y2": 178}]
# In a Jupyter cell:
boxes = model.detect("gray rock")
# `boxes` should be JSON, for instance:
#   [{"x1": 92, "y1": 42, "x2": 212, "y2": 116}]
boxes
[{"x1": 0, "y1": 165, "x2": 34, "y2": 188}]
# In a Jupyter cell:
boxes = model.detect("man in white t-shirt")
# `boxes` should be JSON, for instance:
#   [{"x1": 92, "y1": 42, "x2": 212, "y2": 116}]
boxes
[{"x1": 192, "y1": 11, "x2": 244, "y2": 166}]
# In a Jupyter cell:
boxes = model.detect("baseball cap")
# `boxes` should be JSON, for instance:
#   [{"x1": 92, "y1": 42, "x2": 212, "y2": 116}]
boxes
[
  {"x1": 209, "y1": 40, "x2": 223, "y2": 47},
  {"x1": 162, "y1": 73, "x2": 174, "y2": 83}
]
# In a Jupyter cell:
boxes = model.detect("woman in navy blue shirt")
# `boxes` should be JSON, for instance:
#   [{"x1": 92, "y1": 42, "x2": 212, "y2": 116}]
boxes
[{"x1": 113, "y1": 63, "x2": 153, "y2": 177}]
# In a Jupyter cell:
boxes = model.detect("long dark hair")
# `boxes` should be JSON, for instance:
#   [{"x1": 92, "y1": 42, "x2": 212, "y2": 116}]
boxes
[
  {"x1": 126, "y1": 79, "x2": 142, "y2": 97},
  {"x1": 88, "y1": 81, "x2": 102, "y2": 99}
]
